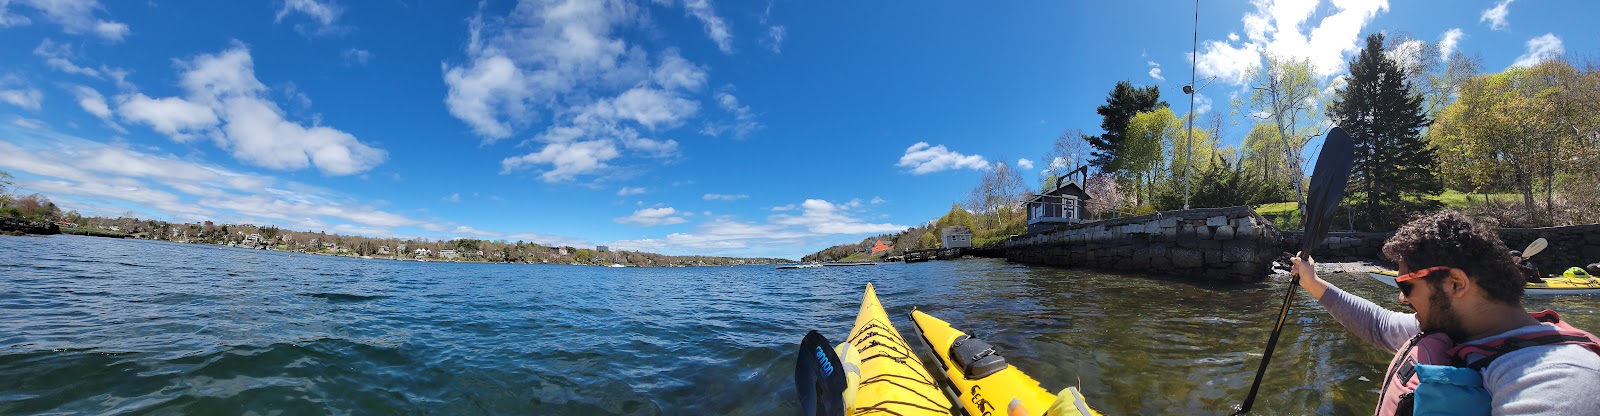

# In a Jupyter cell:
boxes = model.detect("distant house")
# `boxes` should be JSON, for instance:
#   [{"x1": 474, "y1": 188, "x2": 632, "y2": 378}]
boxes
[
  {"x1": 870, "y1": 240, "x2": 892, "y2": 254},
  {"x1": 377, "y1": 245, "x2": 391, "y2": 255},
  {"x1": 439, "y1": 249, "x2": 459, "y2": 259},
  {"x1": 243, "y1": 233, "x2": 265, "y2": 246},
  {"x1": 553, "y1": 247, "x2": 568, "y2": 256},
  {"x1": 940, "y1": 226, "x2": 972, "y2": 249},
  {"x1": 1021, "y1": 165, "x2": 1093, "y2": 234},
  {"x1": 414, "y1": 248, "x2": 431, "y2": 257}
]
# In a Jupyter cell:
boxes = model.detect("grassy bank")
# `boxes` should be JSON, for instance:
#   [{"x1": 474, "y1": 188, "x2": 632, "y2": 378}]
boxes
[
  {"x1": 60, "y1": 226, "x2": 129, "y2": 238},
  {"x1": 1253, "y1": 190, "x2": 1522, "y2": 230}
]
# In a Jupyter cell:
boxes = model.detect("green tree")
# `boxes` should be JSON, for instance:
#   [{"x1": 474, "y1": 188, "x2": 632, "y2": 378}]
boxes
[
  {"x1": 1122, "y1": 108, "x2": 1182, "y2": 206},
  {"x1": 1085, "y1": 81, "x2": 1168, "y2": 172},
  {"x1": 1244, "y1": 54, "x2": 1323, "y2": 212},
  {"x1": 935, "y1": 204, "x2": 976, "y2": 230},
  {"x1": 1327, "y1": 33, "x2": 1440, "y2": 230}
]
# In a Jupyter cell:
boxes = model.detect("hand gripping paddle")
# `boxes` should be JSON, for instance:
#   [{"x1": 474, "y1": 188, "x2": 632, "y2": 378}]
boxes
[{"x1": 1235, "y1": 126, "x2": 1354, "y2": 415}]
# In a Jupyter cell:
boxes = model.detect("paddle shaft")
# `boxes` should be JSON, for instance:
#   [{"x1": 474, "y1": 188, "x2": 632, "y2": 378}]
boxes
[
  {"x1": 1236, "y1": 266, "x2": 1301, "y2": 415},
  {"x1": 1235, "y1": 127, "x2": 1353, "y2": 415}
]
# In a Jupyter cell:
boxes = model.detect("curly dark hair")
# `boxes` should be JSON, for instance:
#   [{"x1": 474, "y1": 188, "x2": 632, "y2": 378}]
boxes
[{"x1": 1382, "y1": 210, "x2": 1524, "y2": 305}]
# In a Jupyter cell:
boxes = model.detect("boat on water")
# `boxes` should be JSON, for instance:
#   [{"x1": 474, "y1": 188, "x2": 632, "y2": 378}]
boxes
[
  {"x1": 1367, "y1": 268, "x2": 1600, "y2": 295},
  {"x1": 776, "y1": 263, "x2": 823, "y2": 269},
  {"x1": 608, "y1": 263, "x2": 626, "y2": 268}
]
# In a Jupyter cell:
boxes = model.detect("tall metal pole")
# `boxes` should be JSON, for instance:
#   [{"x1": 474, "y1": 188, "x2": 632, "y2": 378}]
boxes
[{"x1": 1184, "y1": 0, "x2": 1198, "y2": 210}]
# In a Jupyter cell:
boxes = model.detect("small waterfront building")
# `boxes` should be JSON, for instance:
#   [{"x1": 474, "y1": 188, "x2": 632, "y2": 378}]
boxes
[
  {"x1": 870, "y1": 240, "x2": 892, "y2": 254},
  {"x1": 377, "y1": 245, "x2": 391, "y2": 255},
  {"x1": 1021, "y1": 166, "x2": 1093, "y2": 234},
  {"x1": 414, "y1": 248, "x2": 431, "y2": 257},
  {"x1": 940, "y1": 226, "x2": 973, "y2": 248},
  {"x1": 439, "y1": 249, "x2": 459, "y2": 259}
]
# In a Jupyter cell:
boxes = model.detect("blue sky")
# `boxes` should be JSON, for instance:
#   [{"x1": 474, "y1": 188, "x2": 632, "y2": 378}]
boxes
[{"x1": 0, "y1": 0, "x2": 1594, "y2": 259}]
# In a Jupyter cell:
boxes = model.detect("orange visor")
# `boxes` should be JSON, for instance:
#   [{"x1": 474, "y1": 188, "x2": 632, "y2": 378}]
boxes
[{"x1": 1395, "y1": 266, "x2": 1453, "y2": 283}]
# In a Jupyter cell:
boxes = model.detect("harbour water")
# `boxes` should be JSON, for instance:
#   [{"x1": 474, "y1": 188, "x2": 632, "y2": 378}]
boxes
[{"x1": 4, "y1": 235, "x2": 1599, "y2": 414}]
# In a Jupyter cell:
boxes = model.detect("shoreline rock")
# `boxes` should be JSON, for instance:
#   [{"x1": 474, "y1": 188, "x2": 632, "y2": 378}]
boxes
[{"x1": 0, "y1": 217, "x2": 61, "y2": 236}]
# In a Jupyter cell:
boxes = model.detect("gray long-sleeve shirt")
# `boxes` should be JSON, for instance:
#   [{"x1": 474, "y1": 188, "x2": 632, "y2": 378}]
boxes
[{"x1": 1316, "y1": 284, "x2": 1600, "y2": 415}]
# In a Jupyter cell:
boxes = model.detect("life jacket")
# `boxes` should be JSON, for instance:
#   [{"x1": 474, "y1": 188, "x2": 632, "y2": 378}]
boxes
[{"x1": 1374, "y1": 310, "x2": 1600, "y2": 416}]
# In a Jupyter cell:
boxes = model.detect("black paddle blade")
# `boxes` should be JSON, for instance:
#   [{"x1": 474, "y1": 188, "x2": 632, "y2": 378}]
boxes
[
  {"x1": 795, "y1": 330, "x2": 846, "y2": 416},
  {"x1": 1300, "y1": 126, "x2": 1355, "y2": 255}
]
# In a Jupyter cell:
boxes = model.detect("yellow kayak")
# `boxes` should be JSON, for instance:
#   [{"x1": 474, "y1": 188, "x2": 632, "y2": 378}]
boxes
[
  {"x1": 844, "y1": 283, "x2": 954, "y2": 415},
  {"x1": 1369, "y1": 268, "x2": 1600, "y2": 295},
  {"x1": 910, "y1": 309, "x2": 1101, "y2": 416}
]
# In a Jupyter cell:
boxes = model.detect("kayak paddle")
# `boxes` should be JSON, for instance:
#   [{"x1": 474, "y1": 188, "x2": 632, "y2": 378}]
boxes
[
  {"x1": 1522, "y1": 238, "x2": 1548, "y2": 260},
  {"x1": 795, "y1": 330, "x2": 846, "y2": 416},
  {"x1": 1235, "y1": 126, "x2": 1354, "y2": 415}
]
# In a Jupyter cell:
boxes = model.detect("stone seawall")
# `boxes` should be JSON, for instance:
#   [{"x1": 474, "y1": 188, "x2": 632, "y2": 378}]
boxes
[
  {"x1": 1005, "y1": 206, "x2": 1283, "y2": 283},
  {"x1": 1282, "y1": 224, "x2": 1600, "y2": 272}
]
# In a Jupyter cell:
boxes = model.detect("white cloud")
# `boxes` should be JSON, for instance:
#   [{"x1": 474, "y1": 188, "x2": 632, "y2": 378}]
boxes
[
  {"x1": 611, "y1": 197, "x2": 906, "y2": 257},
  {"x1": 1512, "y1": 33, "x2": 1563, "y2": 68},
  {"x1": 703, "y1": 193, "x2": 748, "y2": 201},
  {"x1": 1228, "y1": 32, "x2": 1240, "y2": 42},
  {"x1": 0, "y1": 86, "x2": 42, "y2": 111},
  {"x1": 444, "y1": 0, "x2": 750, "y2": 183},
  {"x1": 68, "y1": 85, "x2": 119, "y2": 132},
  {"x1": 0, "y1": 131, "x2": 394, "y2": 231},
  {"x1": 276, "y1": 0, "x2": 346, "y2": 36},
  {"x1": 758, "y1": 1, "x2": 784, "y2": 53},
  {"x1": 115, "y1": 45, "x2": 386, "y2": 175},
  {"x1": 1147, "y1": 61, "x2": 1164, "y2": 81},
  {"x1": 444, "y1": 193, "x2": 461, "y2": 203},
  {"x1": 1195, "y1": 0, "x2": 1388, "y2": 84},
  {"x1": 500, "y1": 139, "x2": 620, "y2": 182},
  {"x1": 897, "y1": 142, "x2": 989, "y2": 174},
  {"x1": 1439, "y1": 28, "x2": 1464, "y2": 61},
  {"x1": 617, "y1": 186, "x2": 646, "y2": 196},
  {"x1": 33, "y1": 38, "x2": 101, "y2": 77},
  {"x1": 680, "y1": 0, "x2": 734, "y2": 53},
  {"x1": 1016, "y1": 158, "x2": 1034, "y2": 170},
  {"x1": 341, "y1": 48, "x2": 372, "y2": 66},
  {"x1": 1480, "y1": 0, "x2": 1513, "y2": 31},
  {"x1": 115, "y1": 93, "x2": 218, "y2": 139},
  {"x1": 1193, "y1": 93, "x2": 1213, "y2": 115},
  {"x1": 702, "y1": 89, "x2": 762, "y2": 138},
  {"x1": 615, "y1": 207, "x2": 689, "y2": 226},
  {"x1": 770, "y1": 199, "x2": 904, "y2": 235},
  {"x1": 870, "y1": 196, "x2": 885, "y2": 205},
  {"x1": 0, "y1": 0, "x2": 129, "y2": 41}
]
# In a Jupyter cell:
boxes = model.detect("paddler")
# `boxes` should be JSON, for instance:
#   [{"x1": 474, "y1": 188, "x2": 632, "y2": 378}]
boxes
[
  {"x1": 1288, "y1": 210, "x2": 1600, "y2": 415},
  {"x1": 1509, "y1": 250, "x2": 1543, "y2": 283}
]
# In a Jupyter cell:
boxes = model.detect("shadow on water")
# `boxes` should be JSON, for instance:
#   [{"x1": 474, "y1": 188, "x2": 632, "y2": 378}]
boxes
[{"x1": 5, "y1": 235, "x2": 1600, "y2": 415}]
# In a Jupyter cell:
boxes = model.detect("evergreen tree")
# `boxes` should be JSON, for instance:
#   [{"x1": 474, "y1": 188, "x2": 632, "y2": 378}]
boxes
[
  {"x1": 1327, "y1": 33, "x2": 1442, "y2": 230},
  {"x1": 1085, "y1": 81, "x2": 1167, "y2": 172}
]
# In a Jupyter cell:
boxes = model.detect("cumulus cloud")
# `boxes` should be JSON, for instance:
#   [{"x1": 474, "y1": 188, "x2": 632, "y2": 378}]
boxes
[
  {"x1": 1193, "y1": 93, "x2": 1213, "y2": 115},
  {"x1": 1016, "y1": 158, "x2": 1034, "y2": 170},
  {"x1": 1512, "y1": 33, "x2": 1563, "y2": 68},
  {"x1": 114, "y1": 45, "x2": 386, "y2": 175},
  {"x1": 33, "y1": 38, "x2": 111, "y2": 77},
  {"x1": 617, "y1": 186, "x2": 646, "y2": 196},
  {"x1": 445, "y1": 0, "x2": 752, "y2": 183},
  {"x1": 703, "y1": 193, "x2": 748, "y2": 201},
  {"x1": 0, "y1": 0, "x2": 129, "y2": 41},
  {"x1": 1194, "y1": 0, "x2": 1388, "y2": 85},
  {"x1": 1438, "y1": 28, "x2": 1464, "y2": 61},
  {"x1": 1386, "y1": 38, "x2": 1426, "y2": 73},
  {"x1": 1147, "y1": 61, "x2": 1164, "y2": 81},
  {"x1": 897, "y1": 142, "x2": 988, "y2": 174},
  {"x1": 1480, "y1": 0, "x2": 1513, "y2": 31},
  {"x1": 615, "y1": 207, "x2": 689, "y2": 226}
]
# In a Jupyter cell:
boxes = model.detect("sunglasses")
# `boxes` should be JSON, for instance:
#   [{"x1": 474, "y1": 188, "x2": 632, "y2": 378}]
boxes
[{"x1": 1395, "y1": 266, "x2": 1453, "y2": 296}]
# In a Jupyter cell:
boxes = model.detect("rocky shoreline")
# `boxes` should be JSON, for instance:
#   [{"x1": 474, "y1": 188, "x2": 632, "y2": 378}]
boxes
[{"x1": 0, "y1": 217, "x2": 60, "y2": 236}]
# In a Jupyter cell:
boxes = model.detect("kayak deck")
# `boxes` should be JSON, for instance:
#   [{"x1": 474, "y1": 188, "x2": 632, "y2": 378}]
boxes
[
  {"x1": 847, "y1": 284, "x2": 953, "y2": 415},
  {"x1": 910, "y1": 310, "x2": 1087, "y2": 416}
]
